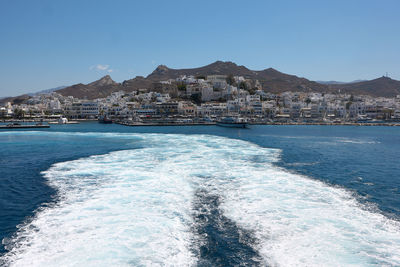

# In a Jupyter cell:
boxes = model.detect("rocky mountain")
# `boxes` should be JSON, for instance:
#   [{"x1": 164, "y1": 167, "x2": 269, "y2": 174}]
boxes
[
  {"x1": 87, "y1": 75, "x2": 118, "y2": 87},
  {"x1": 328, "y1": 76, "x2": 400, "y2": 97}
]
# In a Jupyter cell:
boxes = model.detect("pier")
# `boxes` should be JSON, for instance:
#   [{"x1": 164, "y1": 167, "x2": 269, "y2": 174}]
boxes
[{"x1": 0, "y1": 124, "x2": 50, "y2": 129}]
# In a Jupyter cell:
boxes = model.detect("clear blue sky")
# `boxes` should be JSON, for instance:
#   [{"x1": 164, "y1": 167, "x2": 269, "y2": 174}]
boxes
[{"x1": 1, "y1": 0, "x2": 399, "y2": 97}]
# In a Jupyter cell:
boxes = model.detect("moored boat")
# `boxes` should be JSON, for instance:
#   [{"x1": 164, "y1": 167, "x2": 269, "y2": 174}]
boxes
[{"x1": 217, "y1": 117, "x2": 248, "y2": 128}]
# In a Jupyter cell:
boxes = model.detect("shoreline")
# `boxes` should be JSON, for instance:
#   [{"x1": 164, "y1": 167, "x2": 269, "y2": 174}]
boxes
[
  {"x1": 2, "y1": 119, "x2": 400, "y2": 127},
  {"x1": 0, "y1": 124, "x2": 50, "y2": 129},
  {"x1": 116, "y1": 121, "x2": 400, "y2": 127},
  {"x1": 251, "y1": 122, "x2": 400, "y2": 126}
]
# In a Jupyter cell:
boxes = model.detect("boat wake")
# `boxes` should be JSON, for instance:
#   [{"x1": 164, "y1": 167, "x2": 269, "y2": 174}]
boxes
[{"x1": 2, "y1": 133, "x2": 400, "y2": 266}]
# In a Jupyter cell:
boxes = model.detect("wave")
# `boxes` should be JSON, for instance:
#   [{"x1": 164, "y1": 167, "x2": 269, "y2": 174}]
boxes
[
  {"x1": 2, "y1": 133, "x2": 399, "y2": 266},
  {"x1": 258, "y1": 133, "x2": 380, "y2": 145}
]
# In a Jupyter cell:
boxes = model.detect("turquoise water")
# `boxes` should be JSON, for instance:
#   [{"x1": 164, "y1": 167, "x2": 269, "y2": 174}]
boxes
[{"x1": 0, "y1": 123, "x2": 399, "y2": 266}]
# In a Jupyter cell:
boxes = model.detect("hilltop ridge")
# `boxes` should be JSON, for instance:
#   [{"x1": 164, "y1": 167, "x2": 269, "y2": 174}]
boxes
[
  {"x1": 328, "y1": 76, "x2": 400, "y2": 97},
  {"x1": 2, "y1": 61, "x2": 400, "y2": 102}
]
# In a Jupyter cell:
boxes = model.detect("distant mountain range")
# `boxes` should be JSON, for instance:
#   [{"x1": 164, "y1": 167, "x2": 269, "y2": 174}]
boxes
[
  {"x1": 28, "y1": 86, "x2": 68, "y2": 96},
  {"x1": 316, "y1": 80, "x2": 367, "y2": 85},
  {"x1": 0, "y1": 86, "x2": 68, "y2": 104},
  {"x1": 2, "y1": 61, "x2": 400, "y2": 103}
]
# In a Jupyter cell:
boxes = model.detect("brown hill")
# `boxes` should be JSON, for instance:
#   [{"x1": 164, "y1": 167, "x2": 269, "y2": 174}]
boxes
[
  {"x1": 120, "y1": 76, "x2": 154, "y2": 91},
  {"x1": 55, "y1": 75, "x2": 157, "y2": 99},
  {"x1": 254, "y1": 68, "x2": 328, "y2": 93},
  {"x1": 56, "y1": 75, "x2": 120, "y2": 99},
  {"x1": 329, "y1": 76, "x2": 400, "y2": 97}
]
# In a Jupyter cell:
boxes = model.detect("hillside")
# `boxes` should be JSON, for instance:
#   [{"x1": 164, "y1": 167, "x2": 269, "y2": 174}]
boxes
[
  {"x1": 120, "y1": 76, "x2": 155, "y2": 92},
  {"x1": 3, "y1": 62, "x2": 400, "y2": 103}
]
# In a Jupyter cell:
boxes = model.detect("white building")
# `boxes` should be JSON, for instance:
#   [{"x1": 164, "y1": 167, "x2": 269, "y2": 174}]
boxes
[
  {"x1": 65, "y1": 101, "x2": 99, "y2": 118},
  {"x1": 201, "y1": 86, "x2": 214, "y2": 102}
]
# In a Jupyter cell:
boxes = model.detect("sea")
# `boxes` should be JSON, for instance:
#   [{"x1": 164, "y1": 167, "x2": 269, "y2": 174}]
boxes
[{"x1": 0, "y1": 122, "x2": 399, "y2": 266}]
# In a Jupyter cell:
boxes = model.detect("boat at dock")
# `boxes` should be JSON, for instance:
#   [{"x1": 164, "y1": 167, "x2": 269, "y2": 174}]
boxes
[
  {"x1": 217, "y1": 117, "x2": 248, "y2": 128},
  {"x1": 98, "y1": 116, "x2": 113, "y2": 124}
]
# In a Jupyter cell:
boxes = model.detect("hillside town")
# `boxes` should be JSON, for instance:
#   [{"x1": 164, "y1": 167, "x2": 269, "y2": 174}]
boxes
[{"x1": 2, "y1": 74, "x2": 400, "y2": 124}]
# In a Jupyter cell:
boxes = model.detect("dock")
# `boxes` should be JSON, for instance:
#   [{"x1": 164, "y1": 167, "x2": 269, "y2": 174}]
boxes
[{"x1": 0, "y1": 124, "x2": 50, "y2": 129}]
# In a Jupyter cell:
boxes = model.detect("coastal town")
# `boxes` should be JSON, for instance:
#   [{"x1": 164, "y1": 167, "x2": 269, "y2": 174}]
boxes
[{"x1": 1, "y1": 74, "x2": 400, "y2": 125}]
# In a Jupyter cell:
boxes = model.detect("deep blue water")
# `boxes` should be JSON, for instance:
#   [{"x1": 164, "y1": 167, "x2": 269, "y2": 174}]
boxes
[{"x1": 0, "y1": 122, "x2": 399, "y2": 265}]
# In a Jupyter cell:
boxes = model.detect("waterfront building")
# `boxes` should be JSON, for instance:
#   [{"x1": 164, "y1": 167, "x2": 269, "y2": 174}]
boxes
[
  {"x1": 178, "y1": 101, "x2": 197, "y2": 116},
  {"x1": 65, "y1": 101, "x2": 99, "y2": 119},
  {"x1": 155, "y1": 102, "x2": 179, "y2": 116}
]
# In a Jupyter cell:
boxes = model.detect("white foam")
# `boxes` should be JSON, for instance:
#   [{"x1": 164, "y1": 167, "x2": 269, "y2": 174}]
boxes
[
  {"x1": 335, "y1": 137, "x2": 380, "y2": 144},
  {"x1": 3, "y1": 134, "x2": 200, "y2": 266},
  {"x1": 2, "y1": 133, "x2": 400, "y2": 266}
]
